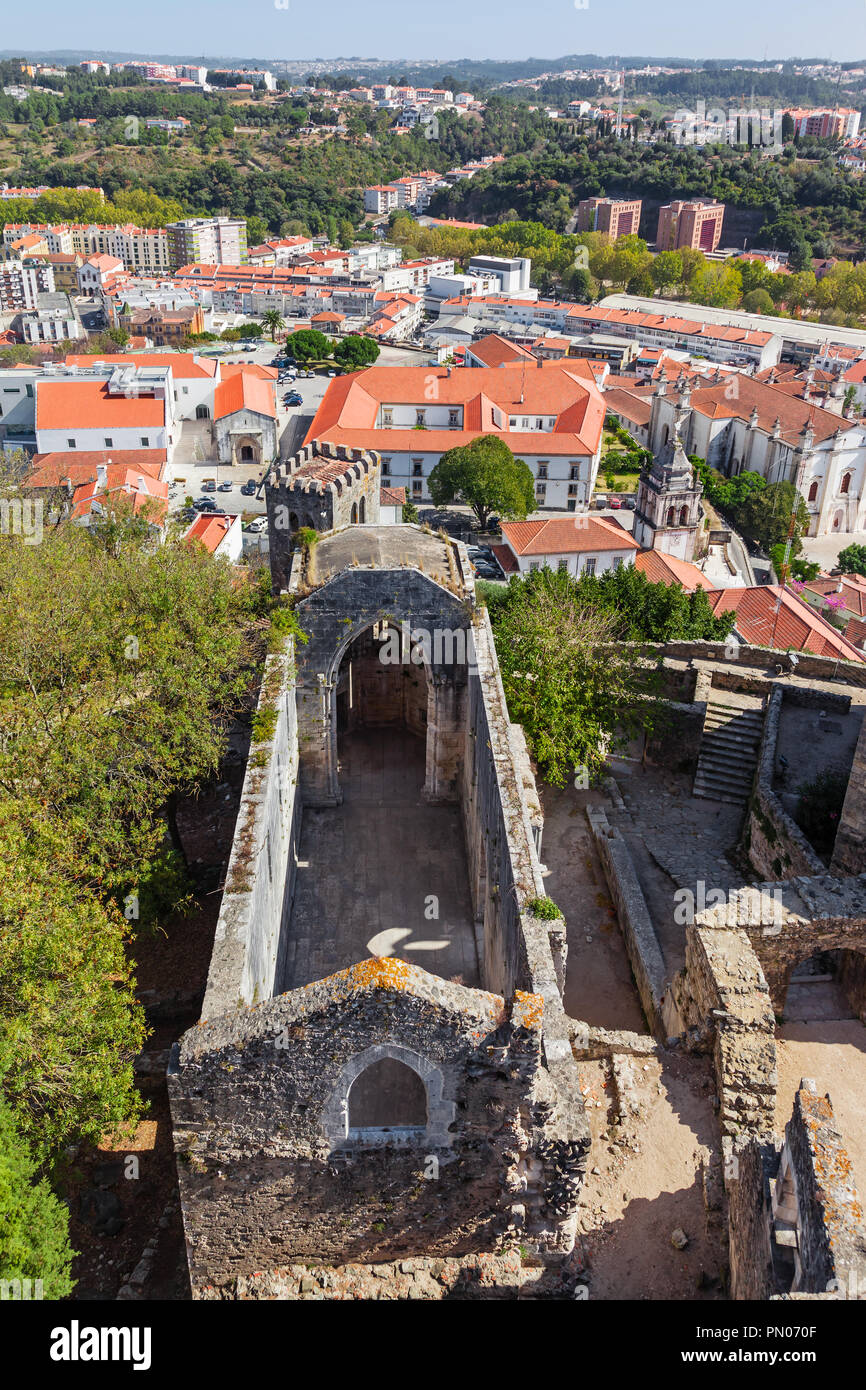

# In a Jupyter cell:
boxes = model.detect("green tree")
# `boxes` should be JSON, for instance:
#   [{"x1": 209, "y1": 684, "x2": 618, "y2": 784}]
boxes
[
  {"x1": 741, "y1": 288, "x2": 775, "y2": 315},
  {"x1": 738, "y1": 480, "x2": 808, "y2": 553},
  {"x1": 650, "y1": 250, "x2": 683, "y2": 295},
  {"x1": 484, "y1": 567, "x2": 663, "y2": 786},
  {"x1": 0, "y1": 1098, "x2": 74, "y2": 1299},
  {"x1": 261, "y1": 309, "x2": 285, "y2": 339},
  {"x1": 332, "y1": 334, "x2": 380, "y2": 369},
  {"x1": 837, "y1": 543, "x2": 866, "y2": 576},
  {"x1": 288, "y1": 328, "x2": 332, "y2": 362},
  {"x1": 427, "y1": 435, "x2": 535, "y2": 529}
]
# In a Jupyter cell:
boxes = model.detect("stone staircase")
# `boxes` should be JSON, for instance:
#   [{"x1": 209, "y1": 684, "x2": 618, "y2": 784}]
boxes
[{"x1": 693, "y1": 697, "x2": 765, "y2": 806}]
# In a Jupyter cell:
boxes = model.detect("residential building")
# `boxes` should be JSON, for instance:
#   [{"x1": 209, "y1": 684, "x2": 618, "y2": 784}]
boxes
[
  {"x1": 304, "y1": 359, "x2": 606, "y2": 508},
  {"x1": 495, "y1": 515, "x2": 639, "y2": 577},
  {"x1": 577, "y1": 197, "x2": 642, "y2": 237},
  {"x1": 166, "y1": 217, "x2": 248, "y2": 271},
  {"x1": 34, "y1": 365, "x2": 173, "y2": 456},
  {"x1": 16, "y1": 293, "x2": 84, "y2": 343},
  {"x1": 656, "y1": 200, "x2": 725, "y2": 253},
  {"x1": 183, "y1": 511, "x2": 244, "y2": 562},
  {"x1": 77, "y1": 253, "x2": 124, "y2": 294},
  {"x1": 0, "y1": 258, "x2": 54, "y2": 311}
]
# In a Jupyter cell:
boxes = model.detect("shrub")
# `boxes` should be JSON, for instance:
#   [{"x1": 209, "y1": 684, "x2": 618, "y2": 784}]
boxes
[{"x1": 527, "y1": 895, "x2": 563, "y2": 920}]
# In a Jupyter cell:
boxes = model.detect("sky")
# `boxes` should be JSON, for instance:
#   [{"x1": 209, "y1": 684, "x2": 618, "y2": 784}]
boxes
[{"x1": 0, "y1": 0, "x2": 860, "y2": 65}]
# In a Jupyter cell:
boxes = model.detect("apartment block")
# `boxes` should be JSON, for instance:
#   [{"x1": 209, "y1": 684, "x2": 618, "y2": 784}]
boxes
[
  {"x1": 656, "y1": 200, "x2": 725, "y2": 253},
  {"x1": 166, "y1": 217, "x2": 248, "y2": 271},
  {"x1": 0, "y1": 257, "x2": 54, "y2": 310},
  {"x1": 577, "y1": 196, "x2": 642, "y2": 238}
]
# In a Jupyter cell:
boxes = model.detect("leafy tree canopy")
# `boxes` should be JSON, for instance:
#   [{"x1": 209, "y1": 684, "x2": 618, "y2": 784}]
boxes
[{"x1": 427, "y1": 435, "x2": 535, "y2": 529}]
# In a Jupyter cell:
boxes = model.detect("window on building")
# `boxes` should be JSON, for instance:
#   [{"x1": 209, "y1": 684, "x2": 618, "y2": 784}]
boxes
[
  {"x1": 570, "y1": 465, "x2": 580, "y2": 481},
  {"x1": 381, "y1": 458, "x2": 391, "y2": 477},
  {"x1": 613, "y1": 556, "x2": 623, "y2": 571},
  {"x1": 558, "y1": 558, "x2": 569, "y2": 571},
  {"x1": 412, "y1": 480, "x2": 422, "y2": 495},
  {"x1": 140, "y1": 437, "x2": 149, "y2": 447},
  {"x1": 568, "y1": 484, "x2": 578, "y2": 497},
  {"x1": 448, "y1": 409, "x2": 459, "y2": 426},
  {"x1": 841, "y1": 472, "x2": 851, "y2": 494},
  {"x1": 529, "y1": 561, "x2": 541, "y2": 571},
  {"x1": 583, "y1": 557, "x2": 597, "y2": 575},
  {"x1": 536, "y1": 418, "x2": 544, "y2": 430},
  {"x1": 104, "y1": 437, "x2": 113, "y2": 448},
  {"x1": 509, "y1": 418, "x2": 517, "y2": 428},
  {"x1": 67, "y1": 438, "x2": 76, "y2": 448},
  {"x1": 415, "y1": 410, "x2": 426, "y2": 427},
  {"x1": 537, "y1": 463, "x2": 548, "y2": 480},
  {"x1": 536, "y1": 483, "x2": 546, "y2": 497},
  {"x1": 382, "y1": 409, "x2": 393, "y2": 426},
  {"x1": 412, "y1": 461, "x2": 423, "y2": 477}
]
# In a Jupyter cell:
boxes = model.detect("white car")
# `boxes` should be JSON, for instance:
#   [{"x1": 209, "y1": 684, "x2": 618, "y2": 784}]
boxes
[{"x1": 246, "y1": 517, "x2": 268, "y2": 534}]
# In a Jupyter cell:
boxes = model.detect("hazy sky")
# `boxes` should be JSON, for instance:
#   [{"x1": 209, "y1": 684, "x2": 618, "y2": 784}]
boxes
[{"x1": 1, "y1": 0, "x2": 857, "y2": 64}]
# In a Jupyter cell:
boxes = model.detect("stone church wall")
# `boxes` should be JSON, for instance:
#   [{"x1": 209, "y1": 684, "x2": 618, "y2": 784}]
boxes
[{"x1": 200, "y1": 645, "x2": 301, "y2": 1019}]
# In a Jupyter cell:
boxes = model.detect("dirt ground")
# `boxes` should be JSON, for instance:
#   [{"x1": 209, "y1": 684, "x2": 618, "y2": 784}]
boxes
[
  {"x1": 573, "y1": 1052, "x2": 727, "y2": 1301},
  {"x1": 541, "y1": 783, "x2": 648, "y2": 1032},
  {"x1": 776, "y1": 1020, "x2": 866, "y2": 1204}
]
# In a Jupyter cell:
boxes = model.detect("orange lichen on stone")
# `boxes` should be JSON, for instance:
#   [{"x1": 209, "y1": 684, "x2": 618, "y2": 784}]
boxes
[
  {"x1": 511, "y1": 989, "x2": 544, "y2": 1031},
  {"x1": 346, "y1": 955, "x2": 415, "y2": 992}
]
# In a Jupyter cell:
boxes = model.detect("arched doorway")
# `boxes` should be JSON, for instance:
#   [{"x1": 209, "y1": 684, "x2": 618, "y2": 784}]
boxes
[
  {"x1": 195, "y1": 404, "x2": 210, "y2": 420},
  {"x1": 241, "y1": 444, "x2": 256, "y2": 463}
]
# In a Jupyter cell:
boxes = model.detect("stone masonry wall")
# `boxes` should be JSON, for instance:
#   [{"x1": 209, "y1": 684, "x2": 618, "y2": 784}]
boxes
[
  {"x1": 200, "y1": 645, "x2": 301, "y2": 1018},
  {"x1": 169, "y1": 961, "x2": 580, "y2": 1288}
]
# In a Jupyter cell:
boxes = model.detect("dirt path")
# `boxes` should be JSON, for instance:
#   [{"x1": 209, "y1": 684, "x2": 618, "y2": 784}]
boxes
[{"x1": 540, "y1": 784, "x2": 647, "y2": 1032}]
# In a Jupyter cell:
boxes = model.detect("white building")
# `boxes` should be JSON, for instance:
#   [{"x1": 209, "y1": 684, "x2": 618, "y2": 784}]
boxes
[{"x1": 497, "y1": 515, "x2": 639, "y2": 576}]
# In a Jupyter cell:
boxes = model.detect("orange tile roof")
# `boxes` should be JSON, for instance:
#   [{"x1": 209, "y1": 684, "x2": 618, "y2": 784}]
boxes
[
  {"x1": 220, "y1": 362, "x2": 278, "y2": 381},
  {"x1": 184, "y1": 512, "x2": 234, "y2": 553},
  {"x1": 213, "y1": 371, "x2": 275, "y2": 420},
  {"x1": 467, "y1": 334, "x2": 535, "y2": 367},
  {"x1": 36, "y1": 380, "x2": 166, "y2": 431},
  {"x1": 380, "y1": 485, "x2": 406, "y2": 506},
  {"x1": 304, "y1": 360, "x2": 605, "y2": 457},
  {"x1": 29, "y1": 449, "x2": 167, "y2": 488},
  {"x1": 803, "y1": 573, "x2": 866, "y2": 617},
  {"x1": 706, "y1": 585, "x2": 864, "y2": 661},
  {"x1": 635, "y1": 548, "x2": 714, "y2": 591},
  {"x1": 502, "y1": 515, "x2": 640, "y2": 557}
]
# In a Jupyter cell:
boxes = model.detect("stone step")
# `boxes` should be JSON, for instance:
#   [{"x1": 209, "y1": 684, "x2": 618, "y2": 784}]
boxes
[
  {"x1": 695, "y1": 760, "x2": 755, "y2": 788},
  {"x1": 701, "y1": 731, "x2": 762, "y2": 755},
  {"x1": 693, "y1": 773, "x2": 754, "y2": 801},
  {"x1": 693, "y1": 783, "x2": 748, "y2": 806},
  {"x1": 703, "y1": 715, "x2": 764, "y2": 736},
  {"x1": 699, "y1": 745, "x2": 758, "y2": 771}
]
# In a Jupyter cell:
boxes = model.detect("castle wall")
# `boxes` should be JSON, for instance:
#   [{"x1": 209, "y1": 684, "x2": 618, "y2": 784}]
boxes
[
  {"x1": 831, "y1": 710, "x2": 866, "y2": 875},
  {"x1": 200, "y1": 645, "x2": 301, "y2": 1018}
]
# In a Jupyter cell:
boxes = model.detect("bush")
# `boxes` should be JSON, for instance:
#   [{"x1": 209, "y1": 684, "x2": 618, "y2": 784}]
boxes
[
  {"x1": 527, "y1": 895, "x2": 563, "y2": 920},
  {"x1": 0, "y1": 1098, "x2": 74, "y2": 1300}
]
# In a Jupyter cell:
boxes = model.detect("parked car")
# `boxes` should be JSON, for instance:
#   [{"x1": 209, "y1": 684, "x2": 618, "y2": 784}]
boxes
[
  {"x1": 474, "y1": 563, "x2": 500, "y2": 581},
  {"x1": 240, "y1": 480, "x2": 258, "y2": 497},
  {"x1": 200, "y1": 478, "x2": 216, "y2": 492},
  {"x1": 302, "y1": 369, "x2": 315, "y2": 378},
  {"x1": 623, "y1": 497, "x2": 636, "y2": 510},
  {"x1": 217, "y1": 481, "x2": 233, "y2": 492},
  {"x1": 283, "y1": 392, "x2": 303, "y2": 406},
  {"x1": 193, "y1": 497, "x2": 218, "y2": 512},
  {"x1": 327, "y1": 369, "x2": 337, "y2": 377},
  {"x1": 594, "y1": 494, "x2": 608, "y2": 509},
  {"x1": 609, "y1": 497, "x2": 623, "y2": 509},
  {"x1": 246, "y1": 517, "x2": 267, "y2": 533}
]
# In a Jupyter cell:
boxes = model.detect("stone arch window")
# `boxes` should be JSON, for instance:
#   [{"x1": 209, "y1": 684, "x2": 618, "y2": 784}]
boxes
[
  {"x1": 667, "y1": 506, "x2": 676, "y2": 526},
  {"x1": 808, "y1": 479, "x2": 819, "y2": 503},
  {"x1": 679, "y1": 505, "x2": 689, "y2": 525},
  {"x1": 840, "y1": 472, "x2": 851, "y2": 495},
  {"x1": 351, "y1": 502, "x2": 358, "y2": 524},
  {"x1": 322, "y1": 1043, "x2": 456, "y2": 1150},
  {"x1": 359, "y1": 496, "x2": 366, "y2": 524}
]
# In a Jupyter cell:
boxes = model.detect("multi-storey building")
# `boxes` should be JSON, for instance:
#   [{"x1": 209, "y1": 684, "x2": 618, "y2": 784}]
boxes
[
  {"x1": 0, "y1": 258, "x2": 54, "y2": 310},
  {"x1": 166, "y1": 218, "x2": 248, "y2": 271},
  {"x1": 577, "y1": 196, "x2": 642, "y2": 238},
  {"x1": 304, "y1": 359, "x2": 606, "y2": 508},
  {"x1": 2, "y1": 222, "x2": 170, "y2": 274},
  {"x1": 656, "y1": 200, "x2": 725, "y2": 253}
]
